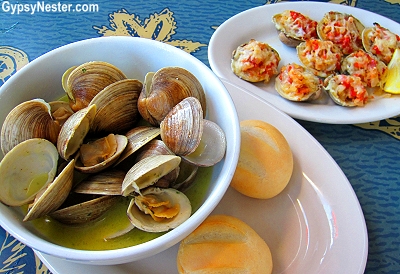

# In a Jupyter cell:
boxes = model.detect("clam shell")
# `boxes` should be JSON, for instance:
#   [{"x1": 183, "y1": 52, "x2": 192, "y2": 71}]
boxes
[
  {"x1": 50, "y1": 195, "x2": 120, "y2": 225},
  {"x1": 138, "y1": 67, "x2": 206, "y2": 125},
  {"x1": 121, "y1": 155, "x2": 181, "y2": 196},
  {"x1": 183, "y1": 119, "x2": 226, "y2": 167},
  {"x1": 136, "y1": 139, "x2": 179, "y2": 188},
  {"x1": 127, "y1": 187, "x2": 191, "y2": 232},
  {"x1": 1, "y1": 99, "x2": 61, "y2": 155},
  {"x1": 160, "y1": 97, "x2": 204, "y2": 156},
  {"x1": 114, "y1": 126, "x2": 160, "y2": 166},
  {"x1": 74, "y1": 169, "x2": 125, "y2": 195},
  {"x1": 0, "y1": 138, "x2": 58, "y2": 207},
  {"x1": 89, "y1": 79, "x2": 142, "y2": 134},
  {"x1": 74, "y1": 134, "x2": 128, "y2": 173},
  {"x1": 63, "y1": 61, "x2": 127, "y2": 112},
  {"x1": 23, "y1": 159, "x2": 75, "y2": 221},
  {"x1": 57, "y1": 104, "x2": 97, "y2": 161}
]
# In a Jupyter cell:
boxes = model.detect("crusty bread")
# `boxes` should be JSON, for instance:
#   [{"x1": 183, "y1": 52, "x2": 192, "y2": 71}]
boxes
[
  {"x1": 176, "y1": 215, "x2": 273, "y2": 274},
  {"x1": 231, "y1": 120, "x2": 293, "y2": 199}
]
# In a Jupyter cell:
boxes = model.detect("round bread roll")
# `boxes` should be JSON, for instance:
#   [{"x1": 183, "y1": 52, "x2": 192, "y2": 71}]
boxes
[
  {"x1": 177, "y1": 214, "x2": 273, "y2": 274},
  {"x1": 231, "y1": 120, "x2": 293, "y2": 199}
]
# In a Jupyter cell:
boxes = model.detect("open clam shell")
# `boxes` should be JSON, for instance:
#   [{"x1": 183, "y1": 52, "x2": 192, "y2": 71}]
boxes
[
  {"x1": 74, "y1": 169, "x2": 125, "y2": 196},
  {"x1": 121, "y1": 155, "x2": 181, "y2": 196},
  {"x1": 0, "y1": 138, "x2": 58, "y2": 207},
  {"x1": 57, "y1": 104, "x2": 97, "y2": 161},
  {"x1": 160, "y1": 97, "x2": 204, "y2": 156},
  {"x1": 182, "y1": 119, "x2": 226, "y2": 167},
  {"x1": 127, "y1": 187, "x2": 192, "y2": 233},
  {"x1": 49, "y1": 195, "x2": 120, "y2": 225},
  {"x1": 114, "y1": 126, "x2": 161, "y2": 166},
  {"x1": 1, "y1": 99, "x2": 61, "y2": 155},
  {"x1": 89, "y1": 79, "x2": 142, "y2": 134},
  {"x1": 23, "y1": 159, "x2": 75, "y2": 221},
  {"x1": 62, "y1": 61, "x2": 127, "y2": 112},
  {"x1": 74, "y1": 134, "x2": 128, "y2": 173},
  {"x1": 138, "y1": 67, "x2": 206, "y2": 126}
]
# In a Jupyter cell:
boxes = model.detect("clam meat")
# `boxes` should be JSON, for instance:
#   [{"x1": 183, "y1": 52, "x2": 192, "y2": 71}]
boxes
[{"x1": 127, "y1": 187, "x2": 191, "y2": 233}]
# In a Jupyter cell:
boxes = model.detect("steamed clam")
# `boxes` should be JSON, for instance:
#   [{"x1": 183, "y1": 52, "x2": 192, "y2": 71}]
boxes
[
  {"x1": 138, "y1": 67, "x2": 206, "y2": 125},
  {"x1": 62, "y1": 61, "x2": 127, "y2": 112},
  {"x1": 1, "y1": 99, "x2": 61, "y2": 155},
  {"x1": 127, "y1": 187, "x2": 191, "y2": 233}
]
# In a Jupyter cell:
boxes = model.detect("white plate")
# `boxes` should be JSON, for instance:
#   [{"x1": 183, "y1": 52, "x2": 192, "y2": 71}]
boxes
[
  {"x1": 208, "y1": 2, "x2": 400, "y2": 124},
  {"x1": 36, "y1": 79, "x2": 368, "y2": 274}
]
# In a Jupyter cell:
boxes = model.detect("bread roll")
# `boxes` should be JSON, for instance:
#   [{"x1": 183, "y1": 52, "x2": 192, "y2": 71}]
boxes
[
  {"x1": 231, "y1": 120, "x2": 293, "y2": 199},
  {"x1": 177, "y1": 214, "x2": 273, "y2": 274}
]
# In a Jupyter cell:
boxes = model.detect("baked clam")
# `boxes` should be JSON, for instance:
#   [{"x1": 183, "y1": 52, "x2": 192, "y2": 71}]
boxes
[
  {"x1": 362, "y1": 22, "x2": 400, "y2": 64},
  {"x1": 324, "y1": 74, "x2": 369, "y2": 107},
  {"x1": 317, "y1": 11, "x2": 365, "y2": 55},
  {"x1": 272, "y1": 10, "x2": 318, "y2": 47},
  {"x1": 341, "y1": 49, "x2": 387, "y2": 88},
  {"x1": 297, "y1": 38, "x2": 343, "y2": 77},
  {"x1": 275, "y1": 63, "x2": 323, "y2": 101}
]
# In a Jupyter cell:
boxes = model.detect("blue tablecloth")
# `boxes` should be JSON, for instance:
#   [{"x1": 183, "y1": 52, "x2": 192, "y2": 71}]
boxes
[{"x1": 1, "y1": 0, "x2": 399, "y2": 273}]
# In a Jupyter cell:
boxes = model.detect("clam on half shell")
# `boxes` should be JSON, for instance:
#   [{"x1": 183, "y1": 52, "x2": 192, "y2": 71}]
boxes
[
  {"x1": 127, "y1": 187, "x2": 192, "y2": 233},
  {"x1": 0, "y1": 138, "x2": 58, "y2": 207}
]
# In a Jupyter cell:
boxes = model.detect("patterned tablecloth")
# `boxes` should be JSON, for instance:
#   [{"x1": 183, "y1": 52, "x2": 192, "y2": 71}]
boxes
[{"x1": 1, "y1": 0, "x2": 399, "y2": 273}]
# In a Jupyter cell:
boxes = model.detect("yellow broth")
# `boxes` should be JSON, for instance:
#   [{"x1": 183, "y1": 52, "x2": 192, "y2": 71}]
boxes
[{"x1": 31, "y1": 166, "x2": 213, "y2": 250}]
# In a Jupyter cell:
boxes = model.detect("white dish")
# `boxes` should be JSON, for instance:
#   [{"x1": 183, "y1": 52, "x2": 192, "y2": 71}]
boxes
[
  {"x1": 208, "y1": 2, "x2": 400, "y2": 124},
  {"x1": 36, "y1": 79, "x2": 368, "y2": 274}
]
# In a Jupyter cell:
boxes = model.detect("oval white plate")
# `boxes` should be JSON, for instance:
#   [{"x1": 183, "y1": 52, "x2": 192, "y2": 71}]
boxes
[
  {"x1": 208, "y1": 2, "x2": 400, "y2": 124},
  {"x1": 36, "y1": 79, "x2": 368, "y2": 274}
]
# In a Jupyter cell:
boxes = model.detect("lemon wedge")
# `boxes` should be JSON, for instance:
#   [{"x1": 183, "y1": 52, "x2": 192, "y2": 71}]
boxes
[{"x1": 383, "y1": 48, "x2": 400, "y2": 94}]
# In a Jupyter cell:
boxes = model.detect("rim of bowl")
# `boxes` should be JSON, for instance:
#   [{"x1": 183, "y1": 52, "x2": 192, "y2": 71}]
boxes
[{"x1": 0, "y1": 36, "x2": 241, "y2": 264}]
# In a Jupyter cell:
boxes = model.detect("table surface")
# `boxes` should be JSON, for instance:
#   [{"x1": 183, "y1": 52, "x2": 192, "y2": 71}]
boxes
[{"x1": 1, "y1": 0, "x2": 399, "y2": 273}]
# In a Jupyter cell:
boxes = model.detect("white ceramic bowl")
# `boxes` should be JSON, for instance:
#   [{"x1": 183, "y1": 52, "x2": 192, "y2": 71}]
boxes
[{"x1": 0, "y1": 37, "x2": 240, "y2": 265}]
